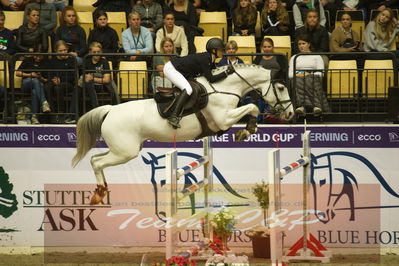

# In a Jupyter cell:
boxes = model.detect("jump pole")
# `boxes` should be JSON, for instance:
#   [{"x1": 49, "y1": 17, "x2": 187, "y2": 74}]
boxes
[
  {"x1": 165, "y1": 137, "x2": 213, "y2": 259},
  {"x1": 268, "y1": 130, "x2": 330, "y2": 264}
]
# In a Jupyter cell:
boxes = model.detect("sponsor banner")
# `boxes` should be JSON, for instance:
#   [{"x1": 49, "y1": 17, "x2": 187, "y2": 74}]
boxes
[
  {"x1": 0, "y1": 125, "x2": 398, "y2": 248},
  {"x1": 0, "y1": 125, "x2": 399, "y2": 148}
]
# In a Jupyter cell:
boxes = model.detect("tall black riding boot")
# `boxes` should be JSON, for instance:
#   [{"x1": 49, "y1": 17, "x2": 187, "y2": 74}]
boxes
[{"x1": 168, "y1": 90, "x2": 190, "y2": 129}]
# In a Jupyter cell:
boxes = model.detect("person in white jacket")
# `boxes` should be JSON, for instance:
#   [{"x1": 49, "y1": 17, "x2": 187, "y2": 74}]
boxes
[
  {"x1": 155, "y1": 12, "x2": 188, "y2": 56},
  {"x1": 292, "y1": 0, "x2": 326, "y2": 29}
]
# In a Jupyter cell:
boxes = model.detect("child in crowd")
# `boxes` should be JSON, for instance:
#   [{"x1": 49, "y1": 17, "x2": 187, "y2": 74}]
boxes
[
  {"x1": 83, "y1": 42, "x2": 117, "y2": 110},
  {"x1": 152, "y1": 37, "x2": 176, "y2": 90},
  {"x1": 44, "y1": 40, "x2": 77, "y2": 124},
  {"x1": 217, "y1": 40, "x2": 244, "y2": 66},
  {"x1": 16, "y1": 46, "x2": 50, "y2": 124}
]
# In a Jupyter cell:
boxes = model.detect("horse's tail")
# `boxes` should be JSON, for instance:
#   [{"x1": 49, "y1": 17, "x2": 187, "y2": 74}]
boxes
[{"x1": 71, "y1": 105, "x2": 112, "y2": 167}]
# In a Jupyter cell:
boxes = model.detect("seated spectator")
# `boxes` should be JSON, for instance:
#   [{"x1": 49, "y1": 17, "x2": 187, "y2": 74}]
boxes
[
  {"x1": 16, "y1": 46, "x2": 50, "y2": 124},
  {"x1": 155, "y1": 12, "x2": 188, "y2": 56},
  {"x1": 0, "y1": 10, "x2": 16, "y2": 56},
  {"x1": 55, "y1": 6, "x2": 87, "y2": 66},
  {"x1": 194, "y1": 0, "x2": 228, "y2": 14},
  {"x1": 1, "y1": 0, "x2": 29, "y2": 11},
  {"x1": 122, "y1": 11, "x2": 153, "y2": 62},
  {"x1": 152, "y1": 37, "x2": 176, "y2": 90},
  {"x1": 83, "y1": 42, "x2": 117, "y2": 110},
  {"x1": 17, "y1": 6, "x2": 48, "y2": 53},
  {"x1": 253, "y1": 37, "x2": 287, "y2": 80},
  {"x1": 24, "y1": 0, "x2": 57, "y2": 41},
  {"x1": 45, "y1": 0, "x2": 67, "y2": 11},
  {"x1": 295, "y1": 8, "x2": 329, "y2": 54},
  {"x1": 330, "y1": 12, "x2": 362, "y2": 53},
  {"x1": 93, "y1": 0, "x2": 132, "y2": 18},
  {"x1": 366, "y1": 0, "x2": 399, "y2": 13},
  {"x1": 164, "y1": 0, "x2": 201, "y2": 54},
  {"x1": 88, "y1": 10, "x2": 120, "y2": 66},
  {"x1": 320, "y1": 0, "x2": 341, "y2": 29},
  {"x1": 44, "y1": 40, "x2": 77, "y2": 124},
  {"x1": 217, "y1": 40, "x2": 244, "y2": 66},
  {"x1": 289, "y1": 34, "x2": 329, "y2": 116},
  {"x1": 261, "y1": 0, "x2": 290, "y2": 36},
  {"x1": 364, "y1": 8, "x2": 399, "y2": 55},
  {"x1": 133, "y1": 0, "x2": 163, "y2": 38},
  {"x1": 232, "y1": 0, "x2": 257, "y2": 36},
  {"x1": 292, "y1": 0, "x2": 326, "y2": 30}
]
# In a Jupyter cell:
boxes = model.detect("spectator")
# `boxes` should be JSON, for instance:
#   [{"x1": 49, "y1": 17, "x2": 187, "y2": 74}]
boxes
[
  {"x1": 152, "y1": 37, "x2": 176, "y2": 90},
  {"x1": 17, "y1": 6, "x2": 48, "y2": 53},
  {"x1": 164, "y1": 0, "x2": 201, "y2": 54},
  {"x1": 44, "y1": 40, "x2": 77, "y2": 124},
  {"x1": 366, "y1": 0, "x2": 399, "y2": 13},
  {"x1": 24, "y1": 0, "x2": 57, "y2": 45},
  {"x1": 364, "y1": 8, "x2": 399, "y2": 54},
  {"x1": 55, "y1": 6, "x2": 87, "y2": 66},
  {"x1": 253, "y1": 37, "x2": 287, "y2": 80},
  {"x1": 232, "y1": 0, "x2": 258, "y2": 36},
  {"x1": 261, "y1": 0, "x2": 289, "y2": 36},
  {"x1": 292, "y1": 0, "x2": 326, "y2": 30},
  {"x1": 83, "y1": 42, "x2": 117, "y2": 110},
  {"x1": 1, "y1": 0, "x2": 29, "y2": 11},
  {"x1": 45, "y1": 0, "x2": 67, "y2": 11},
  {"x1": 88, "y1": 10, "x2": 120, "y2": 66},
  {"x1": 330, "y1": 12, "x2": 362, "y2": 53},
  {"x1": 289, "y1": 34, "x2": 329, "y2": 116},
  {"x1": 295, "y1": 8, "x2": 329, "y2": 54},
  {"x1": 194, "y1": 0, "x2": 228, "y2": 14},
  {"x1": 217, "y1": 40, "x2": 244, "y2": 66},
  {"x1": 16, "y1": 46, "x2": 51, "y2": 124},
  {"x1": 0, "y1": 10, "x2": 16, "y2": 56},
  {"x1": 122, "y1": 11, "x2": 153, "y2": 62},
  {"x1": 155, "y1": 12, "x2": 188, "y2": 56},
  {"x1": 132, "y1": 0, "x2": 163, "y2": 38},
  {"x1": 93, "y1": 0, "x2": 131, "y2": 17},
  {"x1": 281, "y1": 0, "x2": 295, "y2": 10}
]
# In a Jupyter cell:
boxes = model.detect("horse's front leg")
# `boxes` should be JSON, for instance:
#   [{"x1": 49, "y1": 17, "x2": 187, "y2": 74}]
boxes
[{"x1": 220, "y1": 104, "x2": 259, "y2": 141}]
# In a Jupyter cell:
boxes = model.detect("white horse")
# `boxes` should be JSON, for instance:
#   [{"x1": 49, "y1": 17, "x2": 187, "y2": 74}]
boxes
[{"x1": 72, "y1": 64, "x2": 294, "y2": 204}]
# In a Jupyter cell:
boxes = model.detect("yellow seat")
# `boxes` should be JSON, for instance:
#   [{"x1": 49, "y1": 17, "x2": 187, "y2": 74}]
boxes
[
  {"x1": 194, "y1": 36, "x2": 221, "y2": 53},
  {"x1": 4, "y1": 11, "x2": 24, "y2": 31},
  {"x1": 77, "y1": 11, "x2": 93, "y2": 38},
  {"x1": 118, "y1": 61, "x2": 148, "y2": 100},
  {"x1": 227, "y1": 35, "x2": 256, "y2": 64},
  {"x1": 327, "y1": 60, "x2": 358, "y2": 98},
  {"x1": 74, "y1": 0, "x2": 96, "y2": 12},
  {"x1": 198, "y1": 12, "x2": 227, "y2": 42},
  {"x1": 107, "y1": 12, "x2": 127, "y2": 44},
  {"x1": 362, "y1": 60, "x2": 394, "y2": 98},
  {"x1": 264, "y1": 35, "x2": 291, "y2": 60}
]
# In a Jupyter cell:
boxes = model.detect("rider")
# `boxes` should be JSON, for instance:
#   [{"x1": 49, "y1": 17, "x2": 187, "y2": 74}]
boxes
[{"x1": 163, "y1": 37, "x2": 235, "y2": 129}]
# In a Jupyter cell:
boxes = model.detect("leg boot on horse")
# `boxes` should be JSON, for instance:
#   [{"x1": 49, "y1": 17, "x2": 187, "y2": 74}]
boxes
[{"x1": 167, "y1": 89, "x2": 190, "y2": 129}]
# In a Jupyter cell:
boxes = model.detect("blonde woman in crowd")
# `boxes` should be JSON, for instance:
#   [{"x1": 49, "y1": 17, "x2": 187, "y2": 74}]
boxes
[
  {"x1": 261, "y1": 0, "x2": 289, "y2": 36},
  {"x1": 152, "y1": 37, "x2": 176, "y2": 89}
]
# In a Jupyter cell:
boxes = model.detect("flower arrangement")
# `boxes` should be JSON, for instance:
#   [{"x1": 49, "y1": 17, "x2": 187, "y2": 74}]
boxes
[
  {"x1": 205, "y1": 254, "x2": 249, "y2": 265},
  {"x1": 210, "y1": 208, "x2": 236, "y2": 243},
  {"x1": 152, "y1": 255, "x2": 196, "y2": 266}
]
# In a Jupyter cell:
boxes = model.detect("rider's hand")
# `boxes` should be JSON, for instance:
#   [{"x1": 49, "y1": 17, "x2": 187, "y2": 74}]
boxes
[{"x1": 225, "y1": 64, "x2": 235, "y2": 75}]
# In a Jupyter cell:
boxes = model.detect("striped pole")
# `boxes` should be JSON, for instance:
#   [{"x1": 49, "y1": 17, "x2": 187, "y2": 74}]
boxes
[
  {"x1": 177, "y1": 156, "x2": 209, "y2": 179},
  {"x1": 279, "y1": 157, "x2": 310, "y2": 177}
]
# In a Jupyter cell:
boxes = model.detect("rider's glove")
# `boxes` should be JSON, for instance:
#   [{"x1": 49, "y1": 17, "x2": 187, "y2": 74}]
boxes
[{"x1": 225, "y1": 64, "x2": 235, "y2": 75}]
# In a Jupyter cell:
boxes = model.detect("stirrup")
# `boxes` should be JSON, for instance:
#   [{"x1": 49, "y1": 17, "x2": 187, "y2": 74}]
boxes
[{"x1": 168, "y1": 115, "x2": 181, "y2": 129}]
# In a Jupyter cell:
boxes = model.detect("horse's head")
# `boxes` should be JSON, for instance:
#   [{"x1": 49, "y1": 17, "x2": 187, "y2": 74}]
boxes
[{"x1": 261, "y1": 80, "x2": 294, "y2": 121}]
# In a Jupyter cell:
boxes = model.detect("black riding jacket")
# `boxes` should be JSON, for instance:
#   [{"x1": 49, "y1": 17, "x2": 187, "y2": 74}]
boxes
[{"x1": 171, "y1": 52, "x2": 228, "y2": 82}]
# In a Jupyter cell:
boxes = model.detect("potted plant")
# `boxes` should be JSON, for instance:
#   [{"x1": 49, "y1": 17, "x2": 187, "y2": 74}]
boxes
[
  {"x1": 210, "y1": 208, "x2": 236, "y2": 253},
  {"x1": 246, "y1": 180, "x2": 271, "y2": 258}
]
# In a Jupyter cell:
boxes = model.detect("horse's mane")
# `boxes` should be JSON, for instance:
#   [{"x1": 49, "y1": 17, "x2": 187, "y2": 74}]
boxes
[{"x1": 212, "y1": 64, "x2": 265, "y2": 74}]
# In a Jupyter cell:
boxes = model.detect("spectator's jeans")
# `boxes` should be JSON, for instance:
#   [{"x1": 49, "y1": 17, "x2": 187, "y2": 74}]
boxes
[
  {"x1": 53, "y1": 2, "x2": 65, "y2": 11},
  {"x1": 22, "y1": 78, "x2": 46, "y2": 114}
]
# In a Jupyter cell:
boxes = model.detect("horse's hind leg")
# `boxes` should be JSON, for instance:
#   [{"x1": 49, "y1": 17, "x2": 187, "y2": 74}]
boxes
[{"x1": 90, "y1": 145, "x2": 141, "y2": 204}]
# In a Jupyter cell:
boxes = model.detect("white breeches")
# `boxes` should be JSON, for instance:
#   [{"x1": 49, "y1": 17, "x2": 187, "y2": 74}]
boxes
[{"x1": 163, "y1": 61, "x2": 193, "y2": 95}]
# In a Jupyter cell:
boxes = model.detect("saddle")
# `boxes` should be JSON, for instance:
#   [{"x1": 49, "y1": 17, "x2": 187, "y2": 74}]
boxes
[{"x1": 154, "y1": 81, "x2": 208, "y2": 119}]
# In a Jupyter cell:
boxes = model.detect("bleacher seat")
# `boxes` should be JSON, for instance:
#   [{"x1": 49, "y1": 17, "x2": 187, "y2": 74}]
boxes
[
  {"x1": 362, "y1": 60, "x2": 394, "y2": 98},
  {"x1": 194, "y1": 36, "x2": 221, "y2": 53},
  {"x1": 4, "y1": 11, "x2": 24, "y2": 31},
  {"x1": 118, "y1": 61, "x2": 148, "y2": 100},
  {"x1": 198, "y1": 12, "x2": 227, "y2": 42},
  {"x1": 107, "y1": 12, "x2": 127, "y2": 44},
  {"x1": 264, "y1": 35, "x2": 291, "y2": 60},
  {"x1": 77, "y1": 11, "x2": 93, "y2": 38},
  {"x1": 327, "y1": 60, "x2": 358, "y2": 98},
  {"x1": 74, "y1": 0, "x2": 96, "y2": 12},
  {"x1": 227, "y1": 35, "x2": 256, "y2": 64}
]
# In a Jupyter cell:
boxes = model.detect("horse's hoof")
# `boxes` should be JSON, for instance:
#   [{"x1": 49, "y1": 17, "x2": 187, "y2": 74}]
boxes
[
  {"x1": 234, "y1": 129, "x2": 250, "y2": 142},
  {"x1": 90, "y1": 185, "x2": 108, "y2": 205}
]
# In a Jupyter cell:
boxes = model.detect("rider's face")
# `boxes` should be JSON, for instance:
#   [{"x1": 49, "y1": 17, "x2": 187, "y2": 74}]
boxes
[{"x1": 216, "y1": 49, "x2": 224, "y2": 58}]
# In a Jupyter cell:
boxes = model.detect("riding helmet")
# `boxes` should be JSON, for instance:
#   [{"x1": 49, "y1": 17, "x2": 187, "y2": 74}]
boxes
[{"x1": 206, "y1": 38, "x2": 225, "y2": 53}]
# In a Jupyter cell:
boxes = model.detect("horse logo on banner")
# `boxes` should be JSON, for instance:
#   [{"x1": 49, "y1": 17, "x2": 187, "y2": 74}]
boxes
[
  {"x1": 311, "y1": 151, "x2": 399, "y2": 224},
  {"x1": 142, "y1": 152, "x2": 247, "y2": 222}
]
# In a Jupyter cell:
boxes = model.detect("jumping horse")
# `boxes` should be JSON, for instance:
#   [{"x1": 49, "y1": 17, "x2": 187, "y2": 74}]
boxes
[{"x1": 72, "y1": 64, "x2": 294, "y2": 204}]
